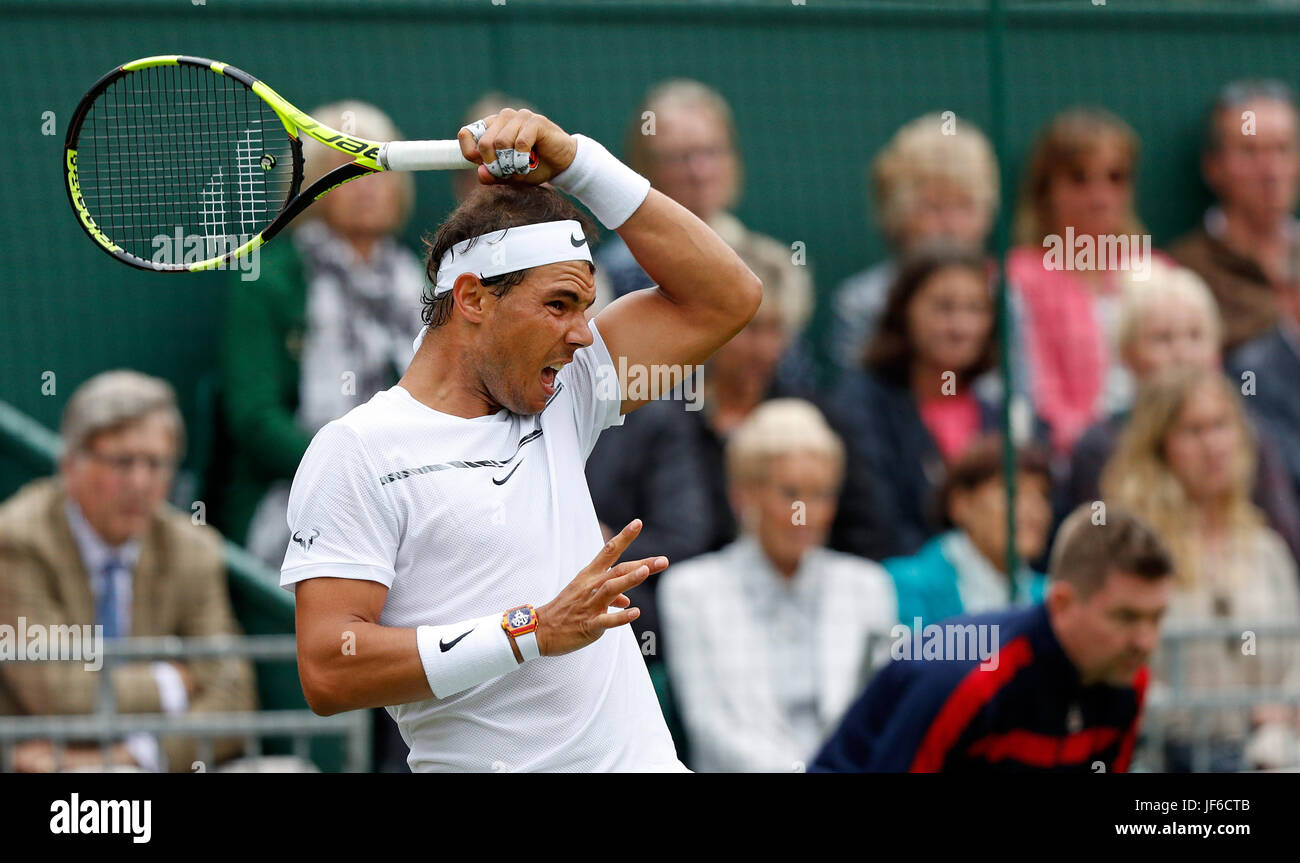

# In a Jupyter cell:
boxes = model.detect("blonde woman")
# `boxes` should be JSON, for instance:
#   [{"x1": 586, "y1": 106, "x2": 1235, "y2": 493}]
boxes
[
  {"x1": 1101, "y1": 369, "x2": 1300, "y2": 770},
  {"x1": 659, "y1": 399, "x2": 896, "y2": 772},
  {"x1": 831, "y1": 113, "x2": 999, "y2": 373},
  {"x1": 1065, "y1": 260, "x2": 1300, "y2": 559}
]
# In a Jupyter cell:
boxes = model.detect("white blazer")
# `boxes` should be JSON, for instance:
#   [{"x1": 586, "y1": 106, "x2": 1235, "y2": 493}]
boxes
[{"x1": 659, "y1": 537, "x2": 897, "y2": 772}]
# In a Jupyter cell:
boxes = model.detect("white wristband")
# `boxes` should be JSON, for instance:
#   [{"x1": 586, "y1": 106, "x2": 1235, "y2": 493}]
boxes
[
  {"x1": 549, "y1": 134, "x2": 651, "y2": 230},
  {"x1": 416, "y1": 614, "x2": 520, "y2": 699}
]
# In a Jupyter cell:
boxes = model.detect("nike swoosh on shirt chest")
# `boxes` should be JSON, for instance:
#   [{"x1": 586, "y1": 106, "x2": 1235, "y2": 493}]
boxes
[{"x1": 377, "y1": 428, "x2": 545, "y2": 487}]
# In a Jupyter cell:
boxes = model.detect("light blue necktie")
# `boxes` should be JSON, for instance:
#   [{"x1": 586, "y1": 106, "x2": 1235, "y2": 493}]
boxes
[{"x1": 97, "y1": 557, "x2": 123, "y2": 639}]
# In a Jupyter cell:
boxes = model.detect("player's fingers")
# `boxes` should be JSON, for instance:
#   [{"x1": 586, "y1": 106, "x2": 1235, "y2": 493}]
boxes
[
  {"x1": 609, "y1": 593, "x2": 631, "y2": 609},
  {"x1": 527, "y1": 112, "x2": 567, "y2": 157},
  {"x1": 477, "y1": 110, "x2": 524, "y2": 172},
  {"x1": 640, "y1": 555, "x2": 670, "y2": 574},
  {"x1": 457, "y1": 123, "x2": 485, "y2": 164},
  {"x1": 586, "y1": 519, "x2": 642, "y2": 574},
  {"x1": 509, "y1": 110, "x2": 537, "y2": 142},
  {"x1": 596, "y1": 554, "x2": 667, "y2": 585},
  {"x1": 597, "y1": 553, "x2": 663, "y2": 580},
  {"x1": 589, "y1": 563, "x2": 625, "y2": 595},
  {"x1": 595, "y1": 564, "x2": 651, "y2": 606},
  {"x1": 486, "y1": 112, "x2": 533, "y2": 177},
  {"x1": 586, "y1": 557, "x2": 644, "y2": 599},
  {"x1": 512, "y1": 112, "x2": 544, "y2": 162},
  {"x1": 592, "y1": 607, "x2": 640, "y2": 631},
  {"x1": 471, "y1": 113, "x2": 508, "y2": 167}
]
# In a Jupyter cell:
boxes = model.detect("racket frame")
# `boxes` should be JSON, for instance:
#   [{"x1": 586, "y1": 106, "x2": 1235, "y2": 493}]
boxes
[{"x1": 64, "y1": 54, "x2": 396, "y2": 273}]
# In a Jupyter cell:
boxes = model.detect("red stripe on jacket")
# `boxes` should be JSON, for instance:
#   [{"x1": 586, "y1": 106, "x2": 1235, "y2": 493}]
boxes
[
  {"x1": 1113, "y1": 666, "x2": 1149, "y2": 773},
  {"x1": 965, "y1": 727, "x2": 1121, "y2": 766},
  {"x1": 908, "y1": 636, "x2": 1035, "y2": 772}
]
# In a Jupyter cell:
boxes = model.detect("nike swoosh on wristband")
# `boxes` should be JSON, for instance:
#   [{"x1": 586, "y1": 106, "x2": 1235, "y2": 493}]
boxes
[
  {"x1": 492, "y1": 460, "x2": 524, "y2": 485},
  {"x1": 570, "y1": 233, "x2": 588, "y2": 247},
  {"x1": 440, "y1": 628, "x2": 475, "y2": 652}
]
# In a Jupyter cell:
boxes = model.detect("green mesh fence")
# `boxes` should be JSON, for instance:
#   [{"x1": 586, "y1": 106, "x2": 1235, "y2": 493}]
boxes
[
  {"x1": 2, "y1": 0, "x2": 1299, "y2": 775},
  {"x1": 5, "y1": 1, "x2": 1300, "y2": 498}
]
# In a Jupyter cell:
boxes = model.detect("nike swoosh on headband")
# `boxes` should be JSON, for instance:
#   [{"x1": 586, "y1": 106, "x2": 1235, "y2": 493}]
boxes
[{"x1": 432, "y1": 220, "x2": 593, "y2": 296}]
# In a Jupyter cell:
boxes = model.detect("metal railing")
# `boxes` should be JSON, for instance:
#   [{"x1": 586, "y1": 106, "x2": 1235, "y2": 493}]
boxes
[
  {"x1": 0, "y1": 635, "x2": 371, "y2": 773},
  {"x1": 1136, "y1": 620, "x2": 1300, "y2": 772}
]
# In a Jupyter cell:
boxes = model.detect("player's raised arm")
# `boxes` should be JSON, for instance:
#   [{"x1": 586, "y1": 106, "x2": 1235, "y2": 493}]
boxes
[
  {"x1": 595, "y1": 187, "x2": 763, "y2": 413},
  {"x1": 459, "y1": 110, "x2": 763, "y2": 413}
]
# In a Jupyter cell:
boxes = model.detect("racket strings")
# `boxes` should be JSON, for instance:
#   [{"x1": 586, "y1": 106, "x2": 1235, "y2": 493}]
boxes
[{"x1": 74, "y1": 63, "x2": 296, "y2": 265}]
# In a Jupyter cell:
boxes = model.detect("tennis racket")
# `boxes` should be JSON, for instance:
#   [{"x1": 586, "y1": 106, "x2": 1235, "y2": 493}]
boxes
[{"x1": 64, "y1": 54, "x2": 533, "y2": 272}]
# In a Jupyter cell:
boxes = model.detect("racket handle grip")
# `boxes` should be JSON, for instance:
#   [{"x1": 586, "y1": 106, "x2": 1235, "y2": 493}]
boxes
[{"x1": 378, "y1": 140, "x2": 470, "y2": 172}]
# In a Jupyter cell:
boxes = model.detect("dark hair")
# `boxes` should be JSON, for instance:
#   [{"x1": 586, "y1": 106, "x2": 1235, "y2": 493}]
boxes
[
  {"x1": 1202, "y1": 79, "x2": 1298, "y2": 157},
  {"x1": 864, "y1": 242, "x2": 995, "y2": 385},
  {"x1": 1049, "y1": 502, "x2": 1174, "y2": 597},
  {"x1": 932, "y1": 435, "x2": 1051, "y2": 530},
  {"x1": 421, "y1": 184, "x2": 596, "y2": 330}
]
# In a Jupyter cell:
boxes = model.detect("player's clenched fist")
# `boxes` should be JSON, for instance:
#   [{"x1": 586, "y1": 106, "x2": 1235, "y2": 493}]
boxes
[
  {"x1": 535, "y1": 519, "x2": 668, "y2": 657},
  {"x1": 457, "y1": 108, "x2": 578, "y2": 185}
]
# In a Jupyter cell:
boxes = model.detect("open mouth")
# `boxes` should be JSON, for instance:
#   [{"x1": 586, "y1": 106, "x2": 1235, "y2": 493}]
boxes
[{"x1": 541, "y1": 362, "x2": 564, "y2": 395}]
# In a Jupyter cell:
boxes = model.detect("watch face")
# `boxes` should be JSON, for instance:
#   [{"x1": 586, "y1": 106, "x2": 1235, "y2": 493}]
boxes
[{"x1": 507, "y1": 607, "x2": 534, "y2": 630}]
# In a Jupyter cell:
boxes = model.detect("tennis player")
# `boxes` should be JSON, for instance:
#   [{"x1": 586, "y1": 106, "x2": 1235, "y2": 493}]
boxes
[{"x1": 282, "y1": 109, "x2": 761, "y2": 771}]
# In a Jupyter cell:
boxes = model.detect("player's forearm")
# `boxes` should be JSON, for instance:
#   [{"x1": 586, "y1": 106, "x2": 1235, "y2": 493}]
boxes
[
  {"x1": 298, "y1": 621, "x2": 431, "y2": 716},
  {"x1": 618, "y1": 189, "x2": 762, "y2": 322}
]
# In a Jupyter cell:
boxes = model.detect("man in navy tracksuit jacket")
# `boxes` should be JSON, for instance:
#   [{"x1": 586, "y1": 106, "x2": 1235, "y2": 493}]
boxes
[{"x1": 813, "y1": 504, "x2": 1176, "y2": 773}]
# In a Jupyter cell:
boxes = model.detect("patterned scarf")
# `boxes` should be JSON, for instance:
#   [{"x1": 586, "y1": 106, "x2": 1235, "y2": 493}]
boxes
[{"x1": 292, "y1": 219, "x2": 425, "y2": 432}]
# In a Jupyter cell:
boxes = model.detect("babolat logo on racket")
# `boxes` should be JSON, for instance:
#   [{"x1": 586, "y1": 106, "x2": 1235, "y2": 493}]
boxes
[{"x1": 295, "y1": 114, "x2": 381, "y2": 160}]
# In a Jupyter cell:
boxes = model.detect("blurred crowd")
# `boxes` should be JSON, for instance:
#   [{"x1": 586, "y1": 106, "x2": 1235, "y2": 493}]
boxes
[{"x1": 5, "y1": 78, "x2": 1300, "y2": 772}]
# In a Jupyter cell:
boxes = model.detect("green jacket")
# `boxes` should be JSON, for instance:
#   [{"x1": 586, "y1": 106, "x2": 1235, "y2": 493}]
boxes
[{"x1": 219, "y1": 239, "x2": 313, "y2": 544}]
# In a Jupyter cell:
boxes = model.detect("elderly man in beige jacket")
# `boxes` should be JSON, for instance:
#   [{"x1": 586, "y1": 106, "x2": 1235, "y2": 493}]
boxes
[{"x1": 0, "y1": 370, "x2": 256, "y2": 772}]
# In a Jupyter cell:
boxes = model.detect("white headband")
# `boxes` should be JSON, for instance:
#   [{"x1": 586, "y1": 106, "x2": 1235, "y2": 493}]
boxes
[
  {"x1": 412, "y1": 219, "x2": 593, "y2": 353},
  {"x1": 432, "y1": 219, "x2": 592, "y2": 297}
]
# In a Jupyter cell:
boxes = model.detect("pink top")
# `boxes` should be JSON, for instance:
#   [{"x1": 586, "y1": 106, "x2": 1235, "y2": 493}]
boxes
[
  {"x1": 918, "y1": 391, "x2": 981, "y2": 462},
  {"x1": 1008, "y1": 246, "x2": 1131, "y2": 455}
]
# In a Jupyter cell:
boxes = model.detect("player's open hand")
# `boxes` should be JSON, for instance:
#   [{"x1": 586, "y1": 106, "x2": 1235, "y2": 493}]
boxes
[
  {"x1": 458, "y1": 108, "x2": 578, "y2": 186},
  {"x1": 535, "y1": 519, "x2": 667, "y2": 657}
]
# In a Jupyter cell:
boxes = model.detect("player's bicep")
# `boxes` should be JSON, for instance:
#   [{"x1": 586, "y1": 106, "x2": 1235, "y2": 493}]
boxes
[
  {"x1": 287, "y1": 568, "x2": 398, "y2": 702},
  {"x1": 294, "y1": 576, "x2": 389, "y2": 686},
  {"x1": 295, "y1": 577, "x2": 389, "y2": 635},
  {"x1": 595, "y1": 286, "x2": 747, "y2": 414}
]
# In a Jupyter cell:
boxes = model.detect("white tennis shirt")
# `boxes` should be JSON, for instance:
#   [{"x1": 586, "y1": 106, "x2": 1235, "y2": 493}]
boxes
[{"x1": 280, "y1": 320, "x2": 684, "y2": 772}]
